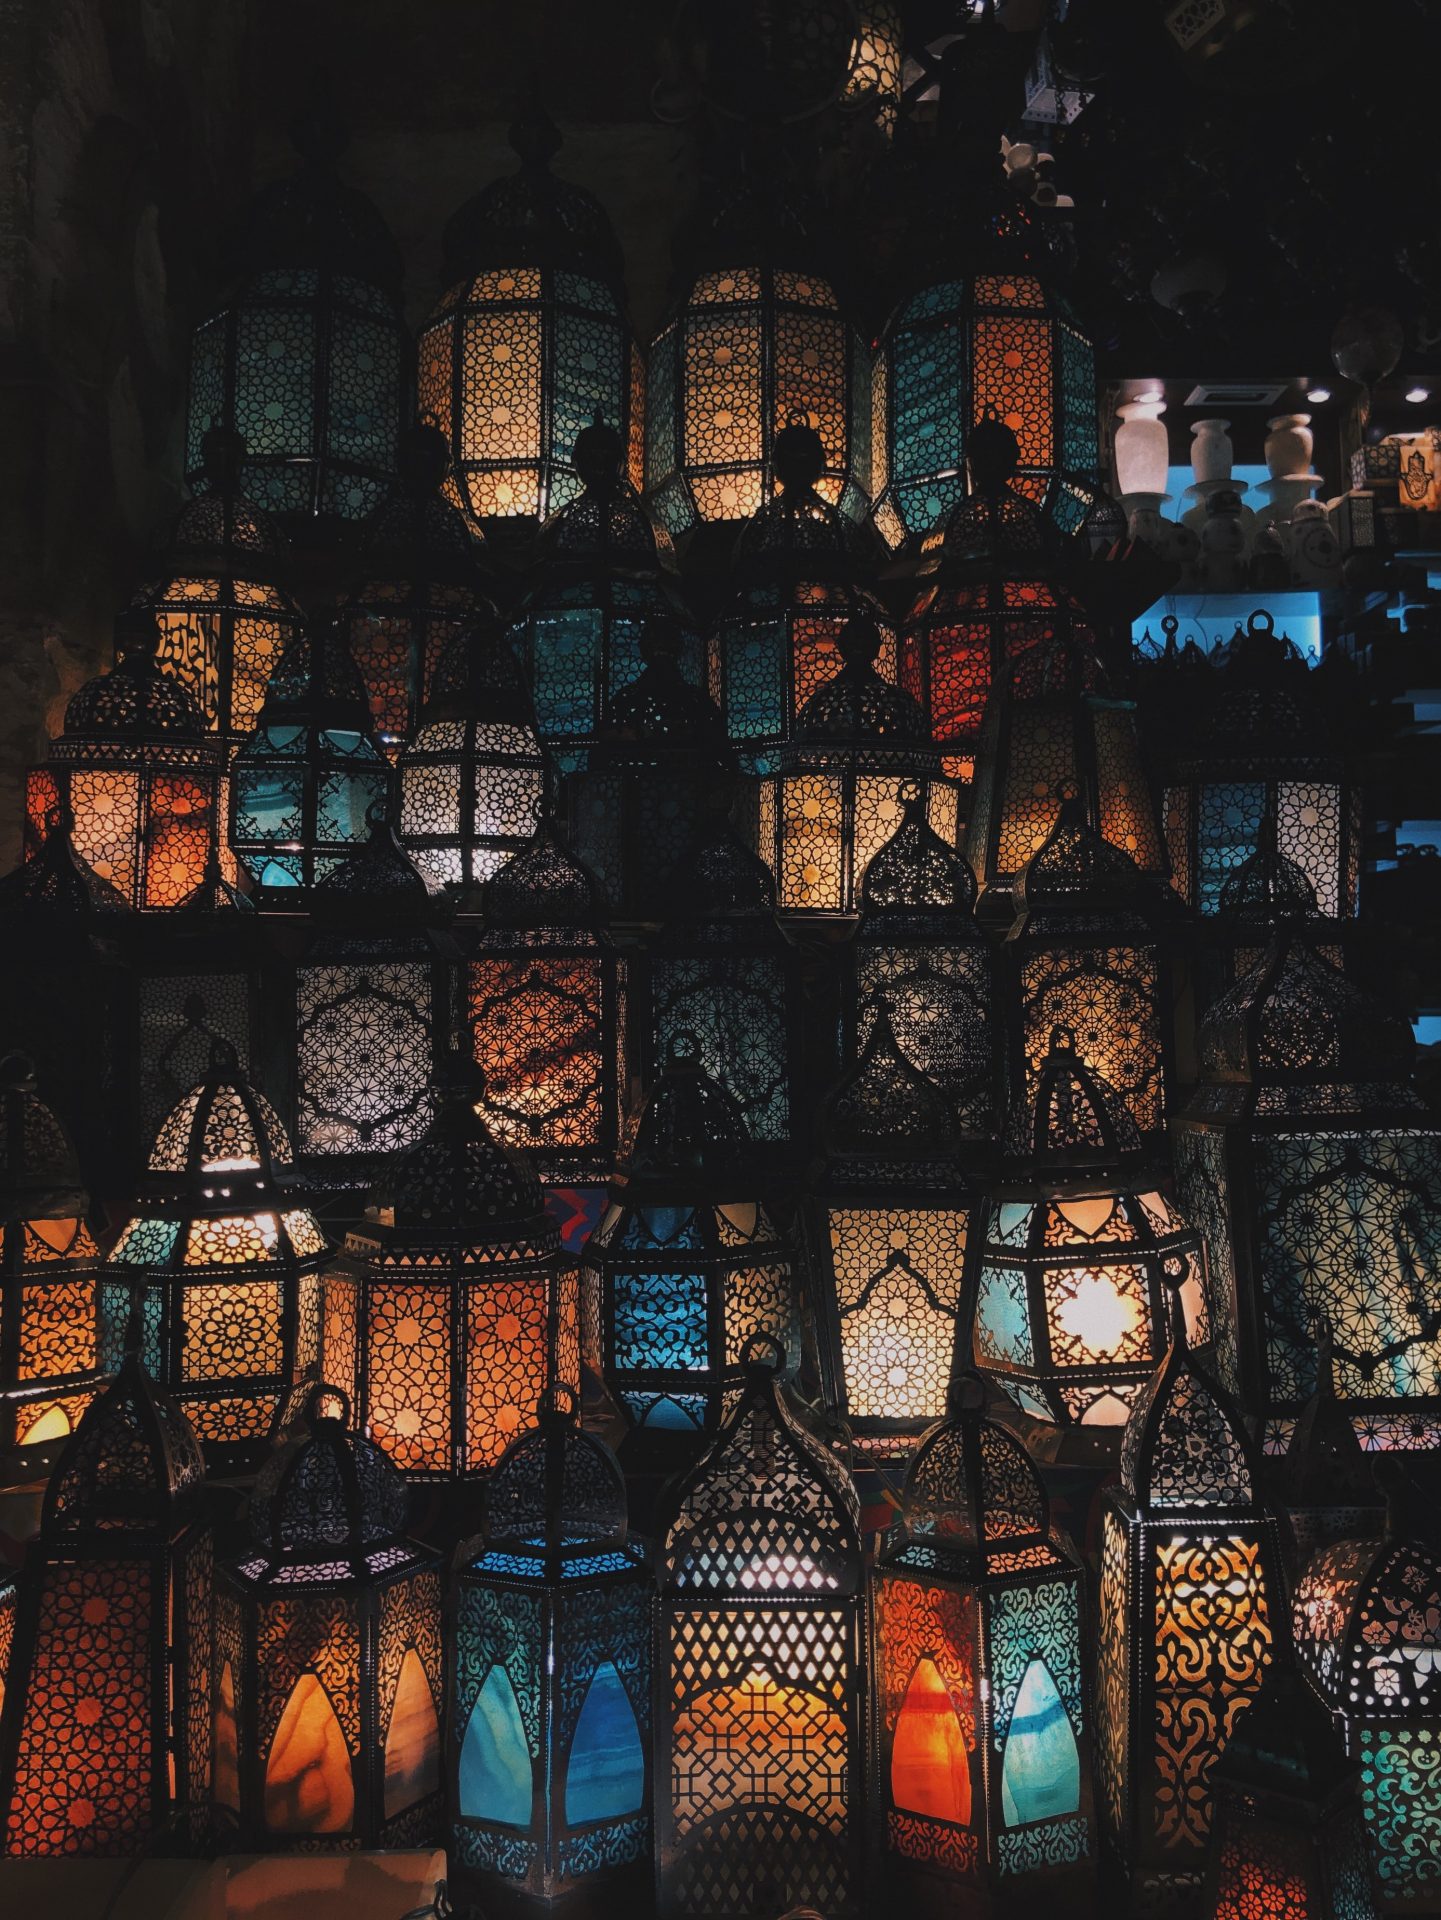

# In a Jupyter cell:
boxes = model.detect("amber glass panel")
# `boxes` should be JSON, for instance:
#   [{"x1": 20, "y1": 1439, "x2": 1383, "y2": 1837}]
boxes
[
  {"x1": 892, "y1": 1656, "x2": 972, "y2": 1824},
  {"x1": 264, "y1": 1671, "x2": 356, "y2": 1834},
  {"x1": 973, "y1": 317, "x2": 1053, "y2": 469},
  {"x1": 383, "y1": 1645, "x2": 441, "y2": 1819}
]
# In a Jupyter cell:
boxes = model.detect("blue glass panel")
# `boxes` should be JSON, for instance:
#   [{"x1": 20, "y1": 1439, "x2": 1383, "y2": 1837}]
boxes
[
  {"x1": 472, "y1": 1551, "x2": 544, "y2": 1580},
  {"x1": 624, "y1": 1206, "x2": 701, "y2": 1250},
  {"x1": 561, "y1": 1550, "x2": 637, "y2": 1579},
  {"x1": 621, "y1": 1391, "x2": 704, "y2": 1430},
  {"x1": 1000, "y1": 1657, "x2": 1080, "y2": 1826},
  {"x1": 235, "y1": 299, "x2": 315, "y2": 461},
  {"x1": 564, "y1": 1662, "x2": 645, "y2": 1825},
  {"x1": 612, "y1": 1269, "x2": 707, "y2": 1372},
  {"x1": 975, "y1": 1266, "x2": 1034, "y2": 1365},
  {"x1": 459, "y1": 1666, "x2": 533, "y2": 1826},
  {"x1": 554, "y1": 300, "x2": 625, "y2": 485},
  {"x1": 259, "y1": 858, "x2": 302, "y2": 888},
  {"x1": 327, "y1": 313, "x2": 400, "y2": 466},
  {"x1": 317, "y1": 766, "x2": 384, "y2": 845},
  {"x1": 528, "y1": 610, "x2": 600, "y2": 739},
  {"x1": 892, "y1": 314, "x2": 965, "y2": 487},
  {"x1": 720, "y1": 624, "x2": 786, "y2": 742}
]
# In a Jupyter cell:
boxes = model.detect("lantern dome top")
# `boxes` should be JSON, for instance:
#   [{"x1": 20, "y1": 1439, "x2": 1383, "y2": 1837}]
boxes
[
  {"x1": 0, "y1": 1052, "x2": 88, "y2": 1222},
  {"x1": 539, "y1": 424, "x2": 678, "y2": 573},
  {"x1": 0, "y1": 811, "x2": 129, "y2": 920},
  {"x1": 733, "y1": 419, "x2": 873, "y2": 573},
  {"x1": 425, "y1": 617, "x2": 535, "y2": 729},
  {"x1": 604, "y1": 618, "x2": 728, "y2": 747},
  {"x1": 898, "y1": 1384, "x2": 1053, "y2": 1559},
  {"x1": 484, "y1": 1395, "x2": 629, "y2": 1552},
  {"x1": 482, "y1": 818, "x2": 606, "y2": 930},
  {"x1": 1295, "y1": 1533, "x2": 1441, "y2": 1714},
  {"x1": 860, "y1": 783, "x2": 979, "y2": 916},
  {"x1": 670, "y1": 802, "x2": 778, "y2": 918},
  {"x1": 249, "y1": 1384, "x2": 408, "y2": 1559},
  {"x1": 796, "y1": 615, "x2": 928, "y2": 744},
  {"x1": 1013, "y1": 791, "x2": 1154, "y2": 918},
  {"x1": 1197, "y1": 609, "x2": 1331, "y2": 753},
  {"x1": 822, "y1": 1006, "x2": 956, "y2": 1162},
  {"x1": 166, "y1": 428, "x2": 291, "y2": 573},
  {"x1": 936, "y1": 467, "x2": 1055, "y2": 575},
  {"x1": 61, "y1": 612, "x2": 209, "y2": 744},
  {"x1": 43, "y1": 1357, "x2": 204, "y2": 1539},
  {"x1": 146, "y1": 1039, "x2": 297, "y2": 1194},
  {"x1": 1028, "y1": 1026, "x2": 1142, "y2": 1168},
  {"x1": 1121, "y1": 1285, "x2": 1258, "y2": 1512},
  {"x1": 313, "y1": 808, "x2": 443, "y2": 924},
  {"x1": 354, "y1": 422, "x2": 488, "y2": 582},
  {"x1": 1217, "y1": 810, "x2": 1322, "y2": 924},
  {"x1": 622, "y1": 1033, "x2": 753, "y2": 1188},
  {"x1": 1211, "y1": 1665, "x2": 1357, "y2": 1802},
  {"x1": 255, "y1": 613, "x2": 377, "y2": 737}
]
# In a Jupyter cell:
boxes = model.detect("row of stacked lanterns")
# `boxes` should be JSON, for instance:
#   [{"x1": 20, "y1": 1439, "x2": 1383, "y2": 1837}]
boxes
[{"x1": 0, "y1": 88, "x2": 1435, "y2": 1920}]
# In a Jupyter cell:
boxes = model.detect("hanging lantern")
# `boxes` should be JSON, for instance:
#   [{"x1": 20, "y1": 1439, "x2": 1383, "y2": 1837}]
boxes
[
  {"x1": 0, "y1": 1056, "x2": 105, "y2": 1483},
  {"x1": 343, "y1": 423, "x2": 494, "y2": 756},
  {"x1": 585, "y1": 1035, "x2": 797, "y2": 1461},
  {"x1": 467, "y1": 822, "x2": 627, "y2": 1184},
  {"x1": 324, "y1": 1055, "x2": 580, "y2": 1479},
  {"x1": 709, "y1": 417, "x2": 897, "y2": 776},
  {"x1": 397, "y1": 618, "x2": 545, "y2": 902},
  {"x1": 974, "y1": 1029, "x2": 1207, "y2": 1446},
  {"x1": 1202, "y1": 1666, "x2": 1380, "y2": 1920},
  {"x1": 808, "y1": 1009, "x2": 977, "y2": 1463},
  {"x1": 230, "y1": 612, "x2": 390, "y2": 895},
  {"x1": 102, "y1": 1041, "x2": 329, "y2": 1469},
  {"x1": 506, "y1": 421, "x2": 704, "y2": 774},
  {"x1": 634, "y1": 799, "x2": 803, "y2": 1150},
  {"x1": 656, "y1": 1337, "x2": 865, "y2": 1918},
  {"x1": 571, "y1": 617, "x2": 736, "y2": 921},
  {"x1": 0, "y1": 1360, "x2": 211, "y2": 1855},
  {"x1": 1173, "y1": 926, "x2": 1441, "y2": 1451},
  {"x1": 1162, "y1": 610, "x2": 1360, "y2": 921},
  {"x1": 450, "y1": 1395, "x2": 652, "y2": 1896},
  {"x1": 25, "y1": 610, "x2": 234, "y2": 911},
  {"x1": 758, "y1": 613, "x2": 959, "y2": 916},
  {"x1": 184, "y1": 91, "x2": 406, "y2": 535},
  {"x1": 136, "y1": 428, "x2": 303, "y2": 742},
  {"x1": 844, "y1": 783, "x2": 996, "y2": 1136},
  {"x1": 873, "y1": 1378, "x2": 1094, "y2": 1897},
  {"x1": 212, "y1": 1384, "x2": 443, "y2": 1850},
  {"x1": 1093, "y1": 1286, "x2": 1286, "y2": 1906}
]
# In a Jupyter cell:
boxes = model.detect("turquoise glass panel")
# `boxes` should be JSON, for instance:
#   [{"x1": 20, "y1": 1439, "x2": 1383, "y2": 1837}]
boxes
[
  {"x1": 1000, "y1": 1657, "x2": 1080, "y2": 1826},
  {"x1": 459, "y1": 1666, "x2": 533, "y2": 1827},
  {"x1": 564, "y1": 1662, "x2": 645, "y2": 1825},
  {"x1": 975, "y1": 1266, "x2": 1034, "y2": 1366},
  {"x1": 612, "y1": 1269, "x2": 707, "y2": 1372}
]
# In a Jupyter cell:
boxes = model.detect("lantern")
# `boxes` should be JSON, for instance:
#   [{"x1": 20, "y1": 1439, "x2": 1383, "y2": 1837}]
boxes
[
  {"x1": 292, "y1": 812, "x2": 455, "y2": 1191},
  {"x1": 344, "y1": 423, "x2": 494, "y2": 755},
  {"x1": 585, "y1": 1035, "x2": 798, "y2": 1462},
  {"x1": 634, "y1": 800, "x2": 803, "y2": 1150},
  {"x1": 1162, "y1": 610, "x2": 1360, "y2": 921},
  {"x1": 870, "y1": 259, "x2": 1097, "y2": 552},
  {"x1": 184, "y1": 97, "x2": 406, "y2": 535},
  {"x1": 212, "y1": 1384, "x2": 443, "y2": 1850},
  {"x1": 323, "y1": 1055, "x2": 580, "y2": 1479},
  {"x1": 758, "y1": 614, "x2": 960, "y2": 916},
  {"x1": 1276, "y1": 1327, "x2": 1387, "y2": 1571},
  {"x1": 506, "y1": 421, "x2": 704, "y2": 774},
  {"x1": 230, "y1": 613, "x2": 390, "y2": 895},
  {"x1": 1093, "y1": 1289, "x2": 1286, "y2": 1906},
  {"x1": 450, "y1": 1396, "x2": 652, "y2": 1896},
  {"x1": 25, "y1": 611, "x2": 234, "y2": 912},
  {"x1": 873, "y1": 1380, "x2": 1094, "y2": 1901},
  {"x1": 397, "y1": 618, "x2": 545, "y2": 902},
  {"x1": 1293, "y1": 1519, "x2": 1441, "y2": 1907},
  {"x1": 709, "y1": 418, "x2": 897, "y2": 776},
  {"x1": 137, "y1": 427, "x2": 303, "y2": 742},
  {"x1": 845, "y1": 783, "x2": 996, "y2": 1136},
  {"x1": 974, "y1": 1028, "x2": 1207, "y2": 1447},
  {"x1": 1173, "y1": 927, "x2": 1441, "y2": 1450},
  {"x1": 467, "y1": 822, "x2": 627, "y2": 1184},
  {"x1": 655, "y1": 1337, "x2": 865, "y2": 1919},
  {"x1": 102, "y1": 1041, "x2": 329, "y2": 1469},
  {"x1": 0, "y1": 1056, "x2": 105, "y2": 1483},
  {"x1": 808, "y1": 1010, "x2": 977, "y2": 1463},
  {"x1": 0, "y1": 1360, "x2": 211, "y2": 1855},
  {"x1": 418, "y1": 98, "x2": 641, "y2": 530},
  {"x1": 1203, "y1": 1666, "x2": 1380, "y2": 1920}
]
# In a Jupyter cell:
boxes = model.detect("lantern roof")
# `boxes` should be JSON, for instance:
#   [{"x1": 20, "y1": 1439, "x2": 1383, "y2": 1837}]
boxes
[
  {"x1": 821, "y1": 1005, "x2": 956, "y2": 1164},
  {"x1": 1211, "y1": 1665, "x2": 1358, "y2": 1805},
  {"x1": 58, "y1": 611, "x2": 210, "y2": 746},
  {"x1": 423, "y1": 616, "x2": 536, "y2": 732},
  {"x1": 795, "y1": 614, "x2": 928, "y2": 744},
  {"x1": 1121, "y1": 1285, "x2": 1259, "y2": 1513},
  {"x1": 481, "y1": 817, "x2": 607, "y2": 932},
  {"x1": 1294, "y1": 1531, "x2": 1441, "y2": 1715},
  {"x1": 42, "y1": 1357, "x2": 204, "y2": 1540},
  {"x1": 482, "y1": 1393, "x2": 630, "y2": 1561},
  {"x1": 620, "y1": 1031, "x2": 754, "y2": 1190},
  {"x1": 253, "y1": 610, "x2": 378, "y2": 738},
  {"x1": 860, "y1": 782, "x2": 980, "y2": 918},
  {"x1": 0, "y1": 811, "x2": 130, "y2": 920},
  {"x1": 668, "y1": 800, "x2": 778, "y2": 920},
  {"x1": 1011, "y1": 791, "x2": 1157, "y2": 922},
  {"x1": 441, "y1": 95, "x2": 624, "y2": 287},
  {"x1": 537, "y1": 421, "x2": 680, "y2": 575},
  {"x1": 312, "y1": 807, "x2": 445, "y2": 928},
  {"x1": 1026, "y1": 1026, "x2": 1142, "y2": 1171},
  {"x1": 248, "y1": 1383, "x2": 409, "y2": 1563},
  {"x1": 161, "y1": 427, "x2": 292, "y2": 579},
  {"x1": 732, "y1": 418, "x2": 876, "y2": 579},
  {"x1": 1280, "y1": 1321, "x2": 1383, "y2": 1515},
  {"x1": 1217, "y1": 810, "x2": 1323, "y2": 925},
  {"x1": 602, "y1": 617, "x2": 729, "y2": 748},
  {"x1": 1194, "y1": 609, "x2": 1334, "y2": 756},
  {"x1": 935, "y1": 438, "x2": 1060, "y2": 576},
  {"x1": 0, "y1": 1053, "x2": 88, "y2": 1222},
  {"x1": 353, "y1": 422, "x2": 489, "y2": 586}
]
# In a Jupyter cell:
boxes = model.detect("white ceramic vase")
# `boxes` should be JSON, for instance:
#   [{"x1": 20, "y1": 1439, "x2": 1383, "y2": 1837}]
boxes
[
  {"x1": 1265, "y1": 412, "x2": 1314, "y2": 480},
  {"x1": 1114, "y1": 395, "x2": 1169, "y2": 498},
  {"x1": 1190, "y1": 417, "x2": 1233, "y2": 484}
]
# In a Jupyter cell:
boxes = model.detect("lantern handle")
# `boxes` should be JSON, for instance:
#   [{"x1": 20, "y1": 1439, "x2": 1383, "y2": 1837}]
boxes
[
  {"x1": 539, "y1": 1380, "x2": 579, "y2": 1423},
  {"x1": 945, "y1": 1370, "x2": 987, "y2": 1419},
  {"x1": 666, "y1": 1029, "x2": 703, "y2": 1069},
  {"x1": 740, "y1": 1331, "x2": 786, "y2": 1379},
  {"x1": 304, "y1": 1381, "x2": 352, "y2": 1428},
  {"x1": 206, "y1": 1036, "x2": 241, "y2": 1078}
]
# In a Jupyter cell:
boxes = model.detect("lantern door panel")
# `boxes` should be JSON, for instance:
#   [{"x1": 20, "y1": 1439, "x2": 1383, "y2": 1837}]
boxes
[
  {"x1": 823, "y1": 1206, "x2": 969, "y2": 1429},
  {"x1": 875, "y1": 1572, "x2": 979, "y2": 1877},
  {"x1": 264, "y1": 1672, "x2": 355, "y2": 1835},
  {"x1": 364, "y1": 1282, "x2": 452, "y2": 1475},
  {"x1": 1357, "y1": 1723, "x2": 1441, "y2": 1905},
  {"x1": 460, "y1": 1665, "x2": 533, "y2": 1825},
  {"x1": 469, "y1": 956, "x2": 610, "y2": 1159},
  {"x1": 563, "y1": 1660, "x2": 645, "y2": 1825},
  {"x1": 296, "y1": 960, "x2": 435, "y2": 1159}
]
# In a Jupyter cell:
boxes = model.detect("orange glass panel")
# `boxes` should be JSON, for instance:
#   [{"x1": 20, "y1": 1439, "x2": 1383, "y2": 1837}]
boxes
[
  {"x1": 264, "y1": 1672, "x2": 356, "y2": 1835},
  {"x1": 891, "y1": 1656, "x2": 972, "y2": 1825},
  {"x1": 214, "y1": 1659, "x2": 241, "y2": 1813},
  {"x1": 70, "y1": 769, "x2": 140, "y2": 898},
  {"x1": 365, "y1": 1282, "x2": 451, "y2": 1475},
  {"x1": 383, "y1": 1646, "x2": 441, "y2": 1819},
  {"x1": 143, "y1": 773, "x2": 214, "y2": 909},
  {"x1": 973, "y1": 316, "x2": 1053, "y2": 470}
]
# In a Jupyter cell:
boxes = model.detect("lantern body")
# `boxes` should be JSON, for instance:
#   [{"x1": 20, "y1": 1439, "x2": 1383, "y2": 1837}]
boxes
[
  {"x1": 760, "y1": 754, "x2": 959, "y2": 913},
  {"x1": 399, "y1": 718, "x2": 545, "y2": 892},
  {"x1": 126, "y1": 928, "x2": 261, "y2": 1151},
  {"x1": 449, "y1": 1417, "x2": 653, "y2": 1898},
  {"x1": 871, "y1": 271, "x2": 1097, "y2": 551},
  {"x1": 646, "y1": 264, "x2": 871, "y2": 535},
  {"x1": 656, "y1": 1360, "x2": 866, "y2": 1918},
  {"x1": 0, "y1": 1363, "x2": 211, "y2": 1856}
]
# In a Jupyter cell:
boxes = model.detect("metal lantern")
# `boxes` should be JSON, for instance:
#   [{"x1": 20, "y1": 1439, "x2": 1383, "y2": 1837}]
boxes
[
  {"x1": 102, "y1": 1040, "x2": 330, "y2": 1469},
  {"x1": 1293, "y1": 1520, "x2": 1441, "y2": 1908},
  {"x1": 230, "y1": 612, "x2": 390, "y2": 895},
  {"x1": 845, "y1": 783, "x2": 996, "y2": 1137},
  {"x1": 585, "y1": 1035, "x2": 797, "y2": 1462},
  {"x1": 467, "y1": 821, "x2": 627, "y2": 1186},
  {"x1": 212, "y1": 1385, "x2": 444, "y2": 1850},
  {"x1": 1094, "y1": 1290, "x2": 1287, "y2": 1908},
  {"x1": 871, "y1": 263, "x2": 1097, "y2": 552},
  {"x1": 974, "y1": 1029, "x2": 1207, "y2": 1447},
  {"x1": 419, "y1": 99, "x2": 641, "y2": 529},
  {"x1": 655, "y1": 1338, "x2": 865, "y2": 1919},
  {"x1": 1276, "y1": 1329, "x2": 1387, "y2": 1571},
  {"x1": 808, "y1": 1009, "x2": 977, "y2": 1464},
  {"x1": 344, "y1": 423, "x2": 494, "y2": 756},
  {"x1": 506, "y1": 422, "x2": 705, "y2": 774},
  {"x1": 1173, "y1": 927, "x2": 1441, "y2": 1452},
  {"x1": 137, "y1": 427, "x2": 304, "y2": 742},
  {"x1": 758, "y1": 613, "x2": 960, "y2": 917},
  {"x1": 873, "y1": 1382, "x2": 1094, "y2": 1901},
  {"x1": 0, "y1": 1359, "x2": 211, "y2": 1855},
  {"x1": 450, "y1": 1397, "x2": 652, "y2": 1897},
  {"x1": 0, "y1": 1055, "x2": 105, "y2": 1483},
  {"x1": 25, "y1": 611, "x2": 234, "y2": 911},
  {"x1": 324, "y1": 1055, "x2": 580, "y2": 1479},
  {"x1": 709, "y1": 417, "x2": 897, "y2": 776},
  {"x1": 397, "y1": 618, "x2": 545, "y2": 902},
  {"x1": 184, "y1": 98, "x2": 406, "y2": 535}
]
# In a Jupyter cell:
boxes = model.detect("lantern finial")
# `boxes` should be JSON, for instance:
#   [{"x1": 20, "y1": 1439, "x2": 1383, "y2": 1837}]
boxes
[
  {"x1": 396, "y1": 420, "x2": 452, "y2": 498},
  {"x1": 772, "y1": 414, "x2": 827, "y2": 494},
  {"x1": 508, "y1": 87, "x2": 563, "y2": 172},
  {"x1": 966, "y1": 409, "x2": 1021, "y2": 496}
]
